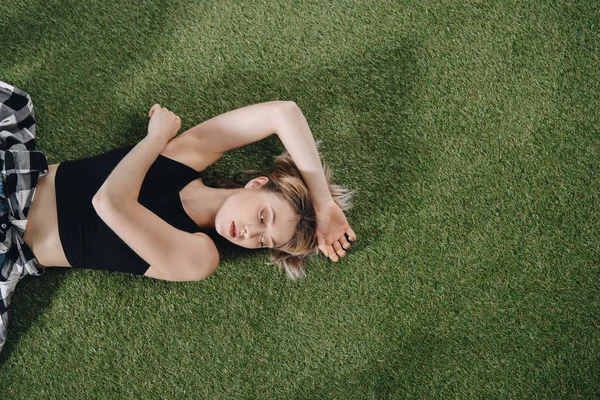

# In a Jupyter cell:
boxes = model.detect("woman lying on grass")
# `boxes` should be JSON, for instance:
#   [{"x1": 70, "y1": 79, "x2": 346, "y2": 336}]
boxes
[
  {"x1": 3, "y1": 83, "x2": 356, "y2": 280},
  {"x1": 0, "y1": 82, "x2": 355, "y2": 350}
]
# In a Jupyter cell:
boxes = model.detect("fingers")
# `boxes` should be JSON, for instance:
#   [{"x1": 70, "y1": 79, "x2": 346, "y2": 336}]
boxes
[
  {"x1": 346, "y1": 226, "x2": 357, "y2": 242},
  {"x1": 150, "y1": 105, "x2": 180, "y2": 123},
  {"x1": 318, "y1": 242, "x2": 347, "y2": 262},
  {"x1": 149, "y1": 105, "x2": 181, "y2": 126},
  {"x1": 318, "y1": 243, "x2": 339, "y2": 262},
  {"x1": 318, "y1": 227, "x2": 357, "y2": 262},
  {"x1": 332, "y1": 241, "x2": 346, "y2": 259},
  {"x1": 339, "y1": 235, "x2": 351, "y2": 251},
  {"x1": 149, "y1": 104, "x2": 161, "y2": 118}
]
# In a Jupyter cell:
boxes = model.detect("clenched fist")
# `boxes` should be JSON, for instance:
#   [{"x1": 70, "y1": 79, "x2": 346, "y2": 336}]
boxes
[{"x1": 147, "y1": 104, "x2": 181, "y2": 144}]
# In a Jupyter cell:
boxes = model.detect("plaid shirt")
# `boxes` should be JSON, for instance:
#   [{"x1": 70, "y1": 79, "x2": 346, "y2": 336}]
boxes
[{"x1": 0, "y1": 81, "x2": 48, "y2": 353}]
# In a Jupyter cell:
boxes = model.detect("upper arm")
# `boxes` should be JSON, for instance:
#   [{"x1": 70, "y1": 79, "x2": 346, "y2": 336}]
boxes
[
  {"x1": 165, "y1": 101, "x2": 296, "y2": 171},
  {"x1": 92, "y1": 195, "x2": 219, "y2": 282}
]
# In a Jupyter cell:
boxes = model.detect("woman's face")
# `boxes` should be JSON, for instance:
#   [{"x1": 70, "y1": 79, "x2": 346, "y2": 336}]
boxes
[{"x1": 215, "y1": 179, "x2": 298, "y2": 250}]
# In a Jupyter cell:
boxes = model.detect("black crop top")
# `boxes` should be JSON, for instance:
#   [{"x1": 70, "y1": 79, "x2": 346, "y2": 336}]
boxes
[{"x1": 55, "y1": 145, "x2": 203, "y2": 275}]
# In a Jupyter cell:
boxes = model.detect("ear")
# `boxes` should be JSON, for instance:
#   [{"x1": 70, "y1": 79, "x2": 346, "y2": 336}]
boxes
[{"x1": 244, "y1": 176, "x2": 269, "y2": 189}]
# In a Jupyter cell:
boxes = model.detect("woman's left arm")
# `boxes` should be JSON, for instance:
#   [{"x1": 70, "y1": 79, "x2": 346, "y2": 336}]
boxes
[
  {"x1": 274, "y1": 103, "x2": 357, "y2": 261},
  {"x1": 173, "y1": 101, "x2": 355, "y2": 260}
]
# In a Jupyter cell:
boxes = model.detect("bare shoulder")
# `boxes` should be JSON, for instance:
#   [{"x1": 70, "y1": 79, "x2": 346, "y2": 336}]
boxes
[
  {"x1": 192, "y1": 232, "x2": 220, "y2": 266},
  {"x1": 190, "y1": 232, "x2": 220, "y2": 277},
  {"x1": 144, "y1": 232, "x2": 220, "y2": 282},
  {"x1": 185, "y1": 232, "x2": 220, "y2": 278}
]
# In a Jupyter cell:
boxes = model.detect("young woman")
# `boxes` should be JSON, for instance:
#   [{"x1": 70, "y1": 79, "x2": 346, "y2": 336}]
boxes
[{"x1": 0, "y1": 82, "x2": 355, "y2": 350}]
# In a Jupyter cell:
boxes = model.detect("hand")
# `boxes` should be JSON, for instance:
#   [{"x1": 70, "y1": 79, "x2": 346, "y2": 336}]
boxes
[
  {"x1": 316, "y1": 201, "x2": 357, "y2": 262},
  {"x1": 147, "y1": 104, "x2": 181, "y2": 143}
]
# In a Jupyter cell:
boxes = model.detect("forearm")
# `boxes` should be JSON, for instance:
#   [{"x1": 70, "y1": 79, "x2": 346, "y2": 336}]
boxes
[
  {"x1": 95, "y1": 135, "x2": 168, "y2": 203},
  {"x1": 277, "y1": 104, "x2": 334, "y2": 211}
]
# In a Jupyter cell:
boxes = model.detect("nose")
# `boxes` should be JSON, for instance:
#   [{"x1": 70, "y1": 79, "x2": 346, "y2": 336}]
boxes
[{"x1": 243, "y1": 224, "x2": 262, "y2": 239}]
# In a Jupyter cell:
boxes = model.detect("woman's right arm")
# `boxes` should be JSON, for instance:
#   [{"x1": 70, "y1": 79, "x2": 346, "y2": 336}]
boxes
[
  {"x1": 94, "y1": 105, "x2": 220, "y2": 281},
  {"x1": 172, "y1": 101, "x2": 356, "y2": 260}
]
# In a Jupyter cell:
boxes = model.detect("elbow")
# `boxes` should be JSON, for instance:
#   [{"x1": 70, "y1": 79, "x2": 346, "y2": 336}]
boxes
[
  {"x1": 93, "y1": 190, "x2": 135, "y2": 214},
  {"x1": 278, "y1": 101, "x2": 301, "y2": 117},
  {"x1": 92, "y1": 191, "x2": 108, "y2": 216},
  {"x1": 92, "y1": 191, "x2": 123, "y2": 219},
  {"x1": 275, "y1": 101, "x2": 303, "y2": 131}
]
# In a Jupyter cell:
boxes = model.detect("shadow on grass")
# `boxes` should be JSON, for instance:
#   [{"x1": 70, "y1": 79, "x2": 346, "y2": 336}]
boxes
[
  {"x1": 0, "y1": 0, "x2": 193, "y2": 161},
  {"x1": 0, "y1": 269, "x2": 69, "y2": 367},
  {"x1": 0, "y1": 0, "x2": 188, "y2": 363},
  {"x1": 200, "y1": 39, "x2": 427, "y2": 256},
  {"x1": 286, "y1": 335, "x2": 442, "y2": 399}
]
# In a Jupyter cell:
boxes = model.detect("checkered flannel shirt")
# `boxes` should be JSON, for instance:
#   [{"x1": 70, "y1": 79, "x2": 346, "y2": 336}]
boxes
[{"x1": 0, "y1": 81, "x2": 48, "y2": 353}]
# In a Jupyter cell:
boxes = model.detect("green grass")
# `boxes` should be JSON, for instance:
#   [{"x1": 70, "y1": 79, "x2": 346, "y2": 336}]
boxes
[{"x1": 1, "y1": 0, "x2": 598, "y2": 398}]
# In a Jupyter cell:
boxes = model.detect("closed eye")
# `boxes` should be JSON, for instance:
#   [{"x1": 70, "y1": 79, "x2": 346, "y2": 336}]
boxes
[{"x1": 259, "y1": 210, "x2": 273, "y2": 248}]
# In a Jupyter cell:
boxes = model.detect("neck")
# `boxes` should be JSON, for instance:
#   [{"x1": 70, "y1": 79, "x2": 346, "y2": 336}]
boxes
[{"x1": 180, "y1": 181, "x2": 241, "y2": 229}]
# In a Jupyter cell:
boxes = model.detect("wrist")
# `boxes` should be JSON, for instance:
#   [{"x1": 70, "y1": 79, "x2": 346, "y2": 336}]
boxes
[
  {"x1": 313, "y1": 196, "x2": 335, "y2": 213},
  {"x1": 144, "y1": 133, "x2": 170, "y2": 150}
]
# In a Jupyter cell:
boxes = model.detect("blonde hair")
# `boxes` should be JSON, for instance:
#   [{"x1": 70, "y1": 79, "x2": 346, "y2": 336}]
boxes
[
  {"x1": 265, "y1": 152, "x2": 353, "y2": 279},
  {"x1": 217, "y1": 151, "x2": 353, "y2": 279}
]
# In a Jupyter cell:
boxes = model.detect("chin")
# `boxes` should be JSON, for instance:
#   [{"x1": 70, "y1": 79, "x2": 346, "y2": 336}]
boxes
[
  {"x1": 215, "y1": 222, "x2": 227, "y2": 240},
  {"x1": 215, "y1": 219, "x2": 234, "y2": 245},
  {"x1": 213, "y1": 213, "x2": 225, "y2": 235}
]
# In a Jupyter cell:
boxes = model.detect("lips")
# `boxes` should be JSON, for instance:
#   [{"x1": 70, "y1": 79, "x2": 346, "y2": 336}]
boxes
[{"x1": 230, "y1": 221, "x2": 237, "y2": 238}]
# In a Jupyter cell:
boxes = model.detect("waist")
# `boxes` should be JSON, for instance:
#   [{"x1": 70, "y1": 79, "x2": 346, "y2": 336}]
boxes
[{"x1": 22, "y1": 163, "x2": 71, "y2": 267}]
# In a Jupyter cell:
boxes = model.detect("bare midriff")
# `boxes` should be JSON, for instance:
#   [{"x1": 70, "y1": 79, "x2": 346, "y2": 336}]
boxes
[
  {"x1": 21, "y1": 141, "x2": 201, "y2": 271},
  {"x1": 22, "y1": 164, "x2": 71, "y2": 268}
]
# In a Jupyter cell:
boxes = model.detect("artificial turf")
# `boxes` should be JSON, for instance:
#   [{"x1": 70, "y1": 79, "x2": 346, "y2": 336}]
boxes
[{"x1": 0, "y1": 0, "x2": 598, "y2": 398}]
